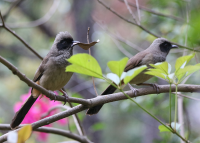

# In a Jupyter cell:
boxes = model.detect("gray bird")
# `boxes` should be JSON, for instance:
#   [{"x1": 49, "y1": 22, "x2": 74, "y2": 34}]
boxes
[
  {"x1": 11, "y1": 31, "x2": 80, "y2": 129},
  {"x1": 86, "y1": 38, "x2": 178, "y2": 115}
]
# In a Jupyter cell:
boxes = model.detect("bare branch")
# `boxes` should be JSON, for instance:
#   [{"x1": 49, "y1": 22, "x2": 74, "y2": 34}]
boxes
[
  {"x1": 30, "y1": 84, "x2": 200, "y2": 129},
  {"x1": 97, "y1": 0, "x2": 199, "y2": 52},
  {"x1": 135, "y1": 0, "x2": 141, "y2": 23},
  {"x1": 3, "y1": 0, "x2": 24, "y2": 20},
  {"x1": 0, "y1": 55, "x2": 90, "y2": 106},
  {"x1": 87, "y1": 27, "x2": 91, "y2": 55},
  {"x1": 111, "y1": 37, "x2": 133, "y2": 58},
  {"x1": 31, "y1": 105, "x2": 87, "y2": 129},
  {"x1": 124, "y1": 0, "x2": 139, "y2": 24},
  {"x1": 0, "y1": 11, "x2": 5, "y2": 26},
  {"x1": 87, "y1": 27, "x2": 99, "y2": 97},
  {"x1": 1, "y1": 83, "x2": 200, "y2": 142},
  {"x1": 93, "y1": 19, "x2": 144, "y2": 52},
  {"x1": 0, "y1": 124, "x2": 92, "y2": 143},
  {"x1": 68, "y1": 103, "x2": 85, "y2": 136},
  {"x1": 119, "y1": 0, "x2": 185, "y2": 22},
  {"x1": 177, "y1": 93, "x2": 200, "y2": 101},
  {"x1": 0, "y1": 11, "x2": 43, "y2": 60},
  {"x1": 41, "y1": 105, "x2": 85, "y2": 136}
]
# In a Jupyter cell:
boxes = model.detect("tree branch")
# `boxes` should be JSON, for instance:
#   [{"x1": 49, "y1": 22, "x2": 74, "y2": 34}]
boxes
[
  {"x1": 124, "y1": 0, "x2": 139, "y2": 24},
  {"x1": 3, "y1": 0, "x2": 24, "y2": 20},
  {"x1": 31, "y1": 105, "x2": 87, "y2": 129},
  {"x1": 0, "y1": 83, "x2": 199, "y2": 142},
  {"x1": 97, "y1": 0, "x2": 199, "y2": 52},
  {"x1": 1, "y1": 50, "x2": 200, "y2": 108},
  {"x1": 0, "y1": 11, "x2": 43, "y2": 60},
  {"x1": 119, "y1": 0, "x2": 184, "y2": 22},
  {"x1": 20, "y1": 85, "x2": 200, "y2": 129},
  {"x1": 0, "y1": 55, "x2": 90, "y2": 106},
  {"x1": 0, "y1": 124, "x2": 92, "y2": 143},
  {"x1": 41, "y1": 105, "x2": 85, "y2": 136}
]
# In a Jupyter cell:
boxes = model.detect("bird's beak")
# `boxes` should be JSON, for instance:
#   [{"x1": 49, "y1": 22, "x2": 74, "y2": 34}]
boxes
[
  {"x1": 71, "y1": 41, "x2": 80, "y2": 47},
  {"x1": 171, "y1": 44, "x2": 178, "y2": 49}
]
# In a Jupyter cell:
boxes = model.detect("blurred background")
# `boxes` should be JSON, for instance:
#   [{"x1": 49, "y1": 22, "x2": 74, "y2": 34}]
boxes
[{"x1": 0, "y1": 0, "x2": 200, "y2": 143}]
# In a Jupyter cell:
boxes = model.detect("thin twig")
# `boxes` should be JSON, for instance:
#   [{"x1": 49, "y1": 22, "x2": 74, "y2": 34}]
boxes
[
  {"x1": 177, "y1": 92, "x2": 200, "y2": 101},
  {"x1": 94, "y1": 19, "x2": 144, "y2": 52},
  {"x1": 0, "y1": 11, "x2": 43, "y2": 60},
  {"x1": 0, "y1": 124, "x2": 92, "y2": 143},
  {"x1": 97, "y1": 0, "x2": 199, "y2": 52},
  {"x1": 135, "y1": 0, "x2": 140, "y2": 23},
  {"x1": 87, "y1": 27, "x2": 91, "y2": 55},
  {"x1": 87, "y1": 27, "x2": 99, "y2": 97},
  {"x1": 6, "y1": 0, "x2": 60, "y2": 28},
  {"x1": 68, "y1": 103, "x2": 85, "y2": 136},
  {"x1": 0, "y1": 11, "x2": 5, "y2": 26},
  {"x1": 41, "y1": 105, "x2": 85, "y2": 136},
  {"x1": 124, "y1": 0, "x2": 139, "y2": 25},
  {"x1": 111, "y1": 37, "x2": 133, "y2": 58},
  {"x1": 119, "y1": 0, "x2": 185, "y2": 22},
  {"x1": 3, "y1": 0, "x2": 24, "y2": 20},
  {"x1": 178, "y1": 2, "x2": 190, "y2": 141}
]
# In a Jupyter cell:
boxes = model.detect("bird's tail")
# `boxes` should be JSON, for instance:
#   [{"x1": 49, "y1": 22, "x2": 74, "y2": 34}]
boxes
[
  {"x1": 86, "y1": 84, "x2": 117, "y2": 115},
  {"x1": 10, "y1": 95, "x2": 38, "y2": 129}
]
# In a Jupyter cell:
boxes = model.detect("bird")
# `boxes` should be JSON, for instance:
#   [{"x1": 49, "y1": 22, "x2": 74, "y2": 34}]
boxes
[
  {"x1": 86, "y1": 38, "x2": 178, "y2": 115},
  {"x1": 11, "y1": 31, "x2": 80, "y2": 129}
]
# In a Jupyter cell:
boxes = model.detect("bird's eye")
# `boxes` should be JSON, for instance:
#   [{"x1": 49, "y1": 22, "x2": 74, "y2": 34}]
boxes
[{"x1": 62, "y1": 41, "x2": 66, "y2": 44}]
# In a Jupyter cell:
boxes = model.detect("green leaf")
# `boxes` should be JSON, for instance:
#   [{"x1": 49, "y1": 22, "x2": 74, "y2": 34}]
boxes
[
  {"x1": 124, "y1": 65, "x2": 147, "y2": 84},
  {"x1": 66, "y1": 54, "x2": 103, "y2": 79},
  {"x1": 158, "y1": 125, "x2": 171, "y2": 132},
  {"x1": 107, "y1": 57, "x2": 129, "y2": 77},
  {"x1": 175, "y1": 53, "x2": 195, "y2": 72},
  {"x1": 91, "y1": 122, "x2": 105, "y2": 131},
  {"x1": 145, "y1": 69, "x2": 167, "y2": 80},
  {"x1": 176, "y1": 64, "x2": 200, "y2": 81},
  {"x1": 150, "y1": 62, "x2": 171, "y2": 74}
]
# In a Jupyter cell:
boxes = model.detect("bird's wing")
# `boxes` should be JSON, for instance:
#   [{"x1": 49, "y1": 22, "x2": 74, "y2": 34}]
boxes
[
  {"x1": 33, "y1": 56, "x2": 49, "y2": 82},
  {"x1": 124, "y1": 51, "x2": 148, "y2": 72}
]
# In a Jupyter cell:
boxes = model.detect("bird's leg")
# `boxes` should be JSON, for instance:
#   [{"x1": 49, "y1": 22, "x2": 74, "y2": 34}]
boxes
[
  {"x1": 48, "y1": 90, "x2": 57, "y2": 101},
  {"x1": 59, "y1": 89, "x2": 69, "y2": 105},
  {"x1": 128, "y1": 83, "x2": 139, "y2": 98},
  {"x1": 137, "y1": 83, "x2": 160, "y2": 93}
]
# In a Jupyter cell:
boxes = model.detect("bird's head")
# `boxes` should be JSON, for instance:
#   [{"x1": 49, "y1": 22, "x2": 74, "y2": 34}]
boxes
[
  {"x1": 150, "y1": 38, "x2": 178, "y2": 54},
  {"x1": 54, "y1": 31, "x2": 80, "y2": 51}
]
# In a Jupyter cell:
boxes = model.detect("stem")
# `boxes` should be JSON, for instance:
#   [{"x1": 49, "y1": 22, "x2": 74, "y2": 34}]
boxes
[
  {"x1": 174, "y1": 84, "x2": 178, "y2": 131},
  {"x1": 169, "y1": 83, "x2": 172, "y2": 125},
  {"x1": 120, "y1": 89, "x2": 190, "y2": 143},
  {"x1": 120, "y1": 89, "x2": 172, "y2": 132}
]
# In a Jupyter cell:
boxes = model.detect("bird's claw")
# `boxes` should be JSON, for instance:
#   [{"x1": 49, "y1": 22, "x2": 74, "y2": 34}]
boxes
[
  {"x1": 151, "y1": 83, "x2": 160, "y2": 93},
  {"x1": 49, "y1": 90, "x2": 57, "y2": 101},
  {"x1": 128, "y1": 83, "x2": 139, "y2": 98},
  {"x1": 62, "y1": 92, "x2": 69, "y2": 105}
]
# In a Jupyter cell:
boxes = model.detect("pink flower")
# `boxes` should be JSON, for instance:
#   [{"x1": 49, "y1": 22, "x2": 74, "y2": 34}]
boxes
[{"x1": 14, "y1": 89, "x2": 68, "y2": 142}]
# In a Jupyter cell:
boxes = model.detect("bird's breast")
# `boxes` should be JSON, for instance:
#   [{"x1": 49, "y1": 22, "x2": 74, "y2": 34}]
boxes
[{"x1": 39, "y1": 57, "x2": 73, "y2": 91}]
